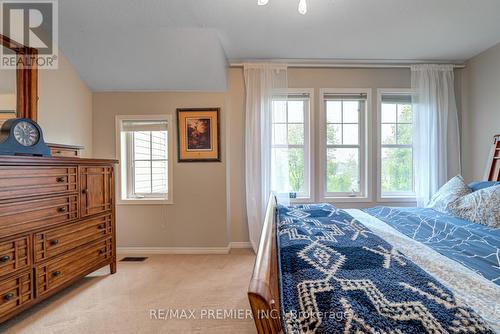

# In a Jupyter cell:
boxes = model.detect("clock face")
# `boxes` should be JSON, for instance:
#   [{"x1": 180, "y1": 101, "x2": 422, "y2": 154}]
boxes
[{"x1": 13, "y1": 121, "x2": 39, "y2": 147}]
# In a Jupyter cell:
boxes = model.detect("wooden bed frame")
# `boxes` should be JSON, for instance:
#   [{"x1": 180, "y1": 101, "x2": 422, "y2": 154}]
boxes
[
  {"x1": 248, "y1": 134, "x2": 500, "y2": 334},
  {"x1": 487, "y1": 134, "x2": 500, "y2": 181},
  {"x1": 247, "y1": 194, "x2": 282, "y2": 333}
]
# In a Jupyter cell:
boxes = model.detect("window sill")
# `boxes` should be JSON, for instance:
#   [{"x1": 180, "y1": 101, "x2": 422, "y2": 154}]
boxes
[
  {"x1": 322, "y1": 196, "x2": 372, "y2": 203},
  {"x1": 117, "y1": 198, "x2": 173, "y2": 205},
  {"x1": 377, "y1": 196, "x2": 416, "y2": 203},
  {"x1": 290, "y1": 198, "x2": 314, "y2": 204}
]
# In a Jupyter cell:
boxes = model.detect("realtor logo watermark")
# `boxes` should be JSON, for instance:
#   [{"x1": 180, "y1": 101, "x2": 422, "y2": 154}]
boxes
[{"x1": 0, "y1": 0, "x2": 58, "y2": 69}]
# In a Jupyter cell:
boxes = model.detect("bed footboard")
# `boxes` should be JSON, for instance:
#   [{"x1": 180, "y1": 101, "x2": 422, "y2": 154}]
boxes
[{"x1": 248, "y1": 194, "x2": 283, "y2": 334}]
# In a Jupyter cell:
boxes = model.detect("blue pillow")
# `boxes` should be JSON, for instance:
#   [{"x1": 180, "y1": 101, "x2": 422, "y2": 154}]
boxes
[{"x1": 468, "y1": 181, "x2": 500, "y2": 192}]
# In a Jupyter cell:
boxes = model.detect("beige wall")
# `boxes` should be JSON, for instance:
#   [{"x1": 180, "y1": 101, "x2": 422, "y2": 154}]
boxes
[
  {"x1": 0, "y1": 52, "x2": 92, "y2": 156},
  {"x1": 93, "y1": 92, "x2": 228, "y2": 248},
  {"x1": 461, "y1": 42, "x2": 500, "y2": 182},
  {"x1": 38, "y1": 52, "x2": 93, "y2": 157},
  {"x1": 93, "y1": 66, "x2": 468, "y2": 247}
]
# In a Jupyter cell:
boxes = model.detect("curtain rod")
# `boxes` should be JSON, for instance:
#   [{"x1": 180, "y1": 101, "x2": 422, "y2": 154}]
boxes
[{"x1": 229, "y1": 61, "x2": 466, "y2": 69}]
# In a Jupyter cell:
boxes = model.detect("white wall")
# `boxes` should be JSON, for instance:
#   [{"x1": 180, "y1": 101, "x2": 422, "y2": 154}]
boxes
[{"x1": 462, "y1": 42, "x2": 500, "y2": 182}]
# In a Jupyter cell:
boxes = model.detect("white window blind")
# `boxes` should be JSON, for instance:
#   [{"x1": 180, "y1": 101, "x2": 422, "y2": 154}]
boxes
[{"x1": 118, "y1": 117, "x2": 172, "y2": 202}]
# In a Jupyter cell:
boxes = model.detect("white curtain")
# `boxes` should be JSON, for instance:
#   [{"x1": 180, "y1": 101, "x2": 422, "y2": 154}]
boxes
[
  {"x1": 411, "y1": 64, "x2": 461, "y2": 207},
  {"x1": 244, "y1": 63, "x2": 288, "y2": 252}
]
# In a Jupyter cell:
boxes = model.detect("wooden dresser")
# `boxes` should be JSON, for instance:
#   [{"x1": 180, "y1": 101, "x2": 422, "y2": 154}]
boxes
[{"x1": 0, "y1": 156, "x2": 117, "y2": 323}]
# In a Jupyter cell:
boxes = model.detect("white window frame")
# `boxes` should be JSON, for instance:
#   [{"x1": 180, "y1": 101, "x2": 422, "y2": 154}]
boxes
[
  {"x1": 271, "y1": 88, "x2": 314, "y2": 202},
  {"x1": 319, "y1": 88, "x2": 372, "y2": 203},
  {"x1": 377, "y1": 89, "x2": 416, "y2": 202},
  {"x1": 115, "y1": 114, "x2": 174, "y2": 205}
]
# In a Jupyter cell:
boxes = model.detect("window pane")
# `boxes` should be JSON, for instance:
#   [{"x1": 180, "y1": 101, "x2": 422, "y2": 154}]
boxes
[
  {"x1": 272, "y1": 101, "x2": 287, "y2": 122},
  {"x1": 381, "y1": 148, "x2": 413, "y2": 193},
  {"x1": 342, "y1": 124, "x2": 359, "y2": 145},
  {"x1": 397, "y1": 124, "x2": 412, "y2": 145},
  {"x1": 326, "y1": 101, "x2": 342, "y2": 123},
  {"x1": 326, "y1": 124, "x2": 342, "y2": 145},
  {"x1": 343, "y1": 101, "x2": 359, "y2": 123},
  {"x1": 288, "y1": 101, "x2": 304, "y2": 123},
  {"x1": 271, "y1": 148, "x2": 288, "y2": 192},
  {"x1": 288, "y1": 148, "x2": 305, "y2": 193},
  {"x1": 288, "y1": 124, "x2": 304, "y2": 145},
  {"x1": 151, "y1": 131, "x2": 167, "y2": 159},
  {"x1": 381, "y1": 103, "x2": 397, "y2": 123},
  {"x1": 271, "y1": 148, "x2": 305, "y2": 193},
  {"x1": 273, "y1": 124, "x2": 287, "y2": 145},
  {"x1": 134, "y1": 160, "x2": 151, "y2": 193},
  {"x1": 326, "y1": 148, "x2": 359, "y2": 193},
  {"x1": 397, "y1": 104, "x2": 412, "y2": 123},
  {"x1": 134, "y1": 131, "x2": 151, "y2": 160},
  {"x1": 381, "y1": 124, "x2": 396, "y2": 145},
  {"x1": 151, "y1": 160, "x2": 167, "y2": 193}
]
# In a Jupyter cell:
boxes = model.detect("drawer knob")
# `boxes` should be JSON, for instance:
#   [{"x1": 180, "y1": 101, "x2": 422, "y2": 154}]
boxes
[
  {"x1": 50, "y1": 239, "x2": 59, "y2": 246},
  {"x1": 3, "y1": 293, "x2": 14, "y2": 301},
  {"x1": 98, "y1": 224, "x2": 106, "y2": 230},
  {"x1": 82, "y1": 188, "x2": 89, "y2": 194},
  {"x1": 58, "y1": 207, "x2": 67, "y2": 213},
  {"x1": 52, "y1": 270, "x2": 61, "y2": 277},
  {"x1": 0, "y1": 255, "x2": 10, "y2": 262},
  {"x1": 56, "y1": 176, "x2": 66, "y2": 183}
]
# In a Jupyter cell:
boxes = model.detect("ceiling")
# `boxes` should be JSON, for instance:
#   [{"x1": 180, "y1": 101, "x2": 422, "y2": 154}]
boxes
[{"x1": 58, "y1": 0, "x2": 500, "y2": 91}]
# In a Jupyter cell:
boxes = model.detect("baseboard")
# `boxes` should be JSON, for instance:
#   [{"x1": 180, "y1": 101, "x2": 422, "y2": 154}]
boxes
[
  {"x1": 117, "y1": 247, "x2": 230, "y2": 255},
  {"x1": 229, "y1": 241, "x2": 253, "y2": 249},
  {"x1": 117, "y1": 242, "x2": 253, "y2": 255}
]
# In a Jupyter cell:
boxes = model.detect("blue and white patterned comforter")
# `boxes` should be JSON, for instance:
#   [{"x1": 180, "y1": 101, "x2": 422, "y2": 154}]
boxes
[
  {"x1": 363, "y1": 207, "x2": 500, "y2": 285},
  {"x1": 277, "y1": 204, "x2": 494, "y2": 334}
]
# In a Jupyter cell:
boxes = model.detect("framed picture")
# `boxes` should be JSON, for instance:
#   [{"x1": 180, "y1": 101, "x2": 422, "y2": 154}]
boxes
[{"x1": 177, "y1": 108, "x2": 221, "y2": 162}]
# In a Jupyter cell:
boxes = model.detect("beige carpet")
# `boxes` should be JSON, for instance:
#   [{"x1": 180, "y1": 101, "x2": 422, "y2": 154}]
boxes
[{"x1": 0, "y1": 249, "x2": 257, "y2": 334}]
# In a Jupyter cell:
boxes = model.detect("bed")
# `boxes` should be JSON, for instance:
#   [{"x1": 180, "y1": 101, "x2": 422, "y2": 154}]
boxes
[{"x1": 248, "y1": 134, "x2": 500, "y2": 334}]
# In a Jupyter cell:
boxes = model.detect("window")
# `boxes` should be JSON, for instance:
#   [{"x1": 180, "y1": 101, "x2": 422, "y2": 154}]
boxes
[
  {"x1": 379, "y1": 92, "x2": 414, "y2": 198},
  {"x1": 271, "y1": 91, "x2": 312, "y2": 199},
  {"x1": 116, "y1": 115, "x2": 173, "y2": 204},
  {"x1": 321, "y1": 90, "x2": 367, "y2": 199}
]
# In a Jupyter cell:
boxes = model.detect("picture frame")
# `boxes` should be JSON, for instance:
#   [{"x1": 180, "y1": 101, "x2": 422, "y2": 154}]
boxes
[{"x1": 176, "y1": 108, "x2": 221, "y2": 162}]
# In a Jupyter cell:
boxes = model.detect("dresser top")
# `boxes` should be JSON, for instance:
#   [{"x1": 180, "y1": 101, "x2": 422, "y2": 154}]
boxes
[{"x1": 0, "y1": 155, "x2": 118, "y2": 166}]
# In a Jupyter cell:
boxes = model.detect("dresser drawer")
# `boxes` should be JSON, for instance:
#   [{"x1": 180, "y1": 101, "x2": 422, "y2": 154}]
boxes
[
  {"x1": 0, "y1": 195, "x2": 78, "y2": 236},
  {"x1": 0, "y1": 271, "x2": 33, "y2": 317},
  {"x1": 0, "y1": 166, "x2": 77, "y2": 201},
  {"x1": 34, "y1": 214, "x2": 112, "y2": 262},
  {"x1": 0, "y1": 236, "x2": 31, "y2": 278},
  {"x1": 36, "y1": 238, "x2": 112, "y2": 297}
]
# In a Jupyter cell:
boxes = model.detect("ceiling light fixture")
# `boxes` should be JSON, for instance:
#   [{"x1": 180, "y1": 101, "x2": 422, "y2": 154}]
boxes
[
  {"x1": 257, "y1": 0, "x2": 308, "y2": 15},
  {"x1": 298, "y1": 0, "x2": 307, "y2": 15}
]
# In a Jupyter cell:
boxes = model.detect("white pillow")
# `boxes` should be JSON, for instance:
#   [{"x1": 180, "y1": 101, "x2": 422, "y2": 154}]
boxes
[
  {"x1": 427, "y1": 175, "x2": 471, "y2": 213},
  {"x1": 449, "y1": 185, "x2": 500, "y2": 228}
]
